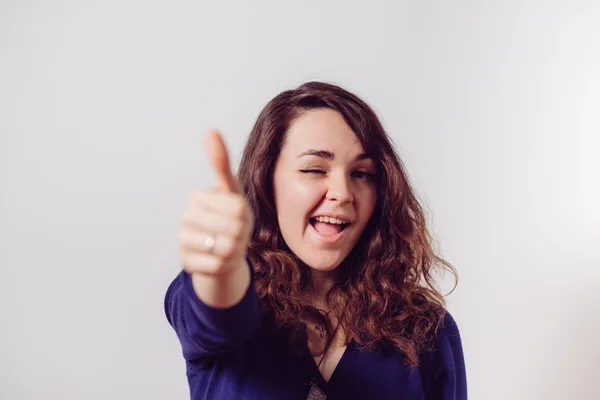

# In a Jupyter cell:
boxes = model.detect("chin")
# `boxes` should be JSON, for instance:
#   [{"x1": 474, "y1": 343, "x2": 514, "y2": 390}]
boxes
[{"x1": 297, "y1": 251, "x2": 347, "y2": 272}]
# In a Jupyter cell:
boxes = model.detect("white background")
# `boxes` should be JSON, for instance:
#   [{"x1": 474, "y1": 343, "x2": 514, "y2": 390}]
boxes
[{"x1": 1, "y1": 1, "x2": 599, "y2": 399}]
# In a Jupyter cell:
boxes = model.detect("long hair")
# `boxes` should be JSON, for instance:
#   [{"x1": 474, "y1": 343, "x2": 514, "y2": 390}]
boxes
[{"x1": 237, "y1": 81, "x2": 457, "y2": 366}]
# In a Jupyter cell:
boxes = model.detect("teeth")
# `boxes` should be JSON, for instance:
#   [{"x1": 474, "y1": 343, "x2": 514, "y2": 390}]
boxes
[{"x1": 314, "y1": 216, "x2": 345, "y2": 225}]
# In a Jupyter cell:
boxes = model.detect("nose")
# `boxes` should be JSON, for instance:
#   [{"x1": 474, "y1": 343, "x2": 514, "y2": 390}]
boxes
[{"x1": 325, "y1": 174, "x2": 354, "y2": 204}]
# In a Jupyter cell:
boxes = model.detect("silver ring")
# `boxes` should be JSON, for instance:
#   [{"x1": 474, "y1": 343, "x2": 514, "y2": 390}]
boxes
[{"x1": 204, "y1": 234, "x2": 216, "y2": 254}]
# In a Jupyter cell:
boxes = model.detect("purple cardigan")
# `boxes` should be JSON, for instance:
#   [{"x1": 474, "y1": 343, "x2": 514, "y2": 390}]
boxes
[{"x1": 164, "y1": 264, "x2": 467, "y2": 399}]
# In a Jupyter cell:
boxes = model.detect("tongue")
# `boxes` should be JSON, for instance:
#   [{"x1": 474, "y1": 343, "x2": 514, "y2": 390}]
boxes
[{"x1": 313, "y1": 221, "x2": 342, "y2": 236}]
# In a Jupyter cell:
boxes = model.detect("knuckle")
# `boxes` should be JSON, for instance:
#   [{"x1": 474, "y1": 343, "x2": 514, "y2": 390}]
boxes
[
  {"x1": 180, "y1": 251, "x2": 192, "y2": 269},
  {"x1": 233, "y1": 197, "x2": 247, "y2": 218},
  {"x1": 181, "y1": 210, "x2": 197, "y2": 226},
  {"x1": 179, "y1": 229, "x2": 197, "y2": 248},
  {"x1": 222, "y1": 247, "x2": 235, "y2": 260},
  {"x1": 223, "y1": 238, "x2": 239, "y2": 259},
  {"x1": 232, "y1": 220, "x2": 244, "y2": 239},
  {"x1": 178, "y1": 230, "x2": 187, "y2": 245}
]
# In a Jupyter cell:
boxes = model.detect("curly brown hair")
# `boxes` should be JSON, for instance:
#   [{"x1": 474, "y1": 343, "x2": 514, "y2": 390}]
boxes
[{"x1": 237, "y1": 81, "x2": 457, "y2": 367}]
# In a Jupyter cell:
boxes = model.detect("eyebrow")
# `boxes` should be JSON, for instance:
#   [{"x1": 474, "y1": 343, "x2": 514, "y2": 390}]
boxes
[{"x1": 296, "y1": 149, "x2": 372, "y2": 162}]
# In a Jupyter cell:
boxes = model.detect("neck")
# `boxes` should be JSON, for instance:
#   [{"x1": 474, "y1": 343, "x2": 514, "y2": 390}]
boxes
[{"x1": 309, "y1": 268, "x2": 339, "y2": 306}]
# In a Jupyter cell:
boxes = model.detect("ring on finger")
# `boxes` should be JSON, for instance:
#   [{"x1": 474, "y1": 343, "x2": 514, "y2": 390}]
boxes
[{"x1": 203, "y1": 233, "x2": 216, "y2": 254}]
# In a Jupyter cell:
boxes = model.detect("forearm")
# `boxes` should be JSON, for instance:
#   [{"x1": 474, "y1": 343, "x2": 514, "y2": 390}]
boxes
[
  {"x1": 165, "y1": 259, "x2": 260, "y2": 360},
  {"x1": 191, "y1": 258, "x2": 251, "y2": 308},
  {"x1": 168, "y1": 130, "x2": 260, "y2": 360}
]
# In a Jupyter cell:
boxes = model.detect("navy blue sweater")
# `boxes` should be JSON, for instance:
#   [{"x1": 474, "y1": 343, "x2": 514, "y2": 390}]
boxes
[{"x1": 165, "y1": 265, "x2": 467, "y2": 399}]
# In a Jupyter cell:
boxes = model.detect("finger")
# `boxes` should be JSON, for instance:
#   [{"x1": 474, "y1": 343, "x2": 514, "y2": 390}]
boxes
[
  {"x1": 180, "y1": 248, "x2": 240, "y2": 276},
  {"x1": 179, "y1": 228, "x2": 239, "y2": 258},
  {"x1": 190, "y1": 190, "x2": 250, "y2": 220},
  {"x1": 205, "y1": 130, "x2": 239, "y2": 193},
  {"x1": 181, "y1": 208, "x2": 247, "y2": 237}
]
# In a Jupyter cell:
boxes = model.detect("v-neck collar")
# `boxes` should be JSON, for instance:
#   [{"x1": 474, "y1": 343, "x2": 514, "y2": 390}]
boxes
[{"x1": 308, "y1": 338, "x2": 356, "y2": 390}]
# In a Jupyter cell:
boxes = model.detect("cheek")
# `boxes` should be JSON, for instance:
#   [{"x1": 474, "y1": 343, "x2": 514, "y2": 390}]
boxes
[
  {"x1": 357, "y1": 187, "x2": 378, "y2": 221},
  {"x1": 275, "y1": 180, "x2": 322, "y2": 228}
]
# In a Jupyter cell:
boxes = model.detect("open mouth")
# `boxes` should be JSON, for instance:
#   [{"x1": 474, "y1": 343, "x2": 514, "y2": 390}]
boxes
[{"x1": 309, "y1": 217, "x2": 350, "y2": 236}]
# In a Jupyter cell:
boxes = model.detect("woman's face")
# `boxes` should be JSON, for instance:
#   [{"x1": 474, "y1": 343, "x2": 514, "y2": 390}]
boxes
[{"x1": 273, "y1": 109, "x2": 377, "y2": 273}]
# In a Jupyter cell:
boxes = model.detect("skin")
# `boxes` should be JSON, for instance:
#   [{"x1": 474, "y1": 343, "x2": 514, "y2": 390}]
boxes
[
  {"x1": 180, "y1": 131, "x2": 254, "y2": 309},
  {"x1": 271, "y1": 109, "x2": 378, "y2": 381},
  {"x1": 272, "y1": 109, "x2": 378, "y2": 300},
  {"x1": 179, "y1": 110, "x2": 377, "y2": 381}
]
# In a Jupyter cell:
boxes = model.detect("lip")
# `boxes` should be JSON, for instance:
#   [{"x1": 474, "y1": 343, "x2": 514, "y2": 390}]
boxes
[{"x1": 308, "y1": 220, "x2": 349, "y2": 245}]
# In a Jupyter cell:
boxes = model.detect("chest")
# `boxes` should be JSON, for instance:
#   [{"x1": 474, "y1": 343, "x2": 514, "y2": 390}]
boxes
[
  {"x1": 193, "y1": 334, "x2": 426, "y2": 400},
  {"x1": 312, "y1": 340, "x2": 348, "y2": 383}
]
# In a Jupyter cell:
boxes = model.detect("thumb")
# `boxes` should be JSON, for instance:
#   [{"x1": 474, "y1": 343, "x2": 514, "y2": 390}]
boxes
[{"x1": 204, "y1": 130, "x2": 239, "y2": 193}]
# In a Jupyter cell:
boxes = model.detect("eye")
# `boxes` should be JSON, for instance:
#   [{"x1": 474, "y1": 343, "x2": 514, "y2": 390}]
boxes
[
  {"x1": 299, "y1": 169, "x2": 326, "y2": 174},
  {"x1": 351, "y1": 170, "x2": 376, "y2": 180}
]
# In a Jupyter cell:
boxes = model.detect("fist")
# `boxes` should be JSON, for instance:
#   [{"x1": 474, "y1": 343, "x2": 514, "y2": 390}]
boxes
[{"x1": 179, "y1": 130, "x2": 254, "y2": 276}]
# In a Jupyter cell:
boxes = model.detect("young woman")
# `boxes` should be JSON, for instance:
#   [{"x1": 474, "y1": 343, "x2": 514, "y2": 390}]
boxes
[{"x1": 165, "y1": 82, "x2": 467, "y2": 399}]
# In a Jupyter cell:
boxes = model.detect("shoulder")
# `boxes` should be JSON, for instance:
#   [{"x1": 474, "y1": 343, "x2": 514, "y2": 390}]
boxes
[
  {"x1": 434, "y1": 311, "x2": 464, "y2": 369},
  {"x1": 424, "y1": 310, "x2": 464, "y2": 360},
  {"x1": 420, "y1": 310, "x2": 468, "y2": 399},
  {"x1": 437, "y1": 311, "x2": 461, "y2": 341}
]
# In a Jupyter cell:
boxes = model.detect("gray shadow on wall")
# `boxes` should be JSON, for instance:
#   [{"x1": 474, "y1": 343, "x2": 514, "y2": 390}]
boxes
[{"x1": 532, "y1": 277, "x2": 600, "y2": 400}]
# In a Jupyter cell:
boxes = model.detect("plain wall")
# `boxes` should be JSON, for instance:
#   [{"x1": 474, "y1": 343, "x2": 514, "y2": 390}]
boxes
[{"x1": 1, "y1": 1, "x2": 599, "y2": 399}]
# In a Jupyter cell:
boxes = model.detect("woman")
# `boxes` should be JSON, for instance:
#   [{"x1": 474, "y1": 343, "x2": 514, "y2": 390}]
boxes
[{"x1": 165, "y1": 81, "x2": 467, "y2": 399}]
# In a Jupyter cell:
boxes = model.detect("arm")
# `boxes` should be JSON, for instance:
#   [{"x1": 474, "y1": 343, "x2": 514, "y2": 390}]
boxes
[
  {"x1": 191, "y1": 257, "x2": 251, "y2": 309},
  {"x1": 165, "y1": 130, "x2": 260, "y2": 361},
  {"x1": 164, "y1": 258, "x2": 260, "y2": 361}
]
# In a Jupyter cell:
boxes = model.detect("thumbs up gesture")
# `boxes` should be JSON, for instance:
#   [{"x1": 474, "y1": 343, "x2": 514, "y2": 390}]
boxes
[{"x1": 179, "y1": 131, "x2": 254, "y2": 277}]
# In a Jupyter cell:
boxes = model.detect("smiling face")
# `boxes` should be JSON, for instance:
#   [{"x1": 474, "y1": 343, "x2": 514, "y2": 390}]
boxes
[{"x1": 272, "y1": 109, "x2": 378, "y2": 273}]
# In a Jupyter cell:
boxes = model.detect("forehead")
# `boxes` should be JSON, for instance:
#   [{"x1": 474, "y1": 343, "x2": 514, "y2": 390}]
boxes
[{"x1": 281, "y1": 109, "x2": 365, "y2": 157}]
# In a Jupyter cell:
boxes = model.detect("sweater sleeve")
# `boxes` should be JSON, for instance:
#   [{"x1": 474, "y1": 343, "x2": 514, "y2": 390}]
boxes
[
  {"x1": 164, "y1": 260, "x2": 261, "y2": 362},
  {"x1": 421, "y1": 311, "x2": 468, "y2": 400}
]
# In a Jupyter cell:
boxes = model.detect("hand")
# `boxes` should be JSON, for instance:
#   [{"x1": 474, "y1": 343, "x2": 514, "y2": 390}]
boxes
[{"x1": 179, "y1": 130, "x2": 253, "y2": 277}]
